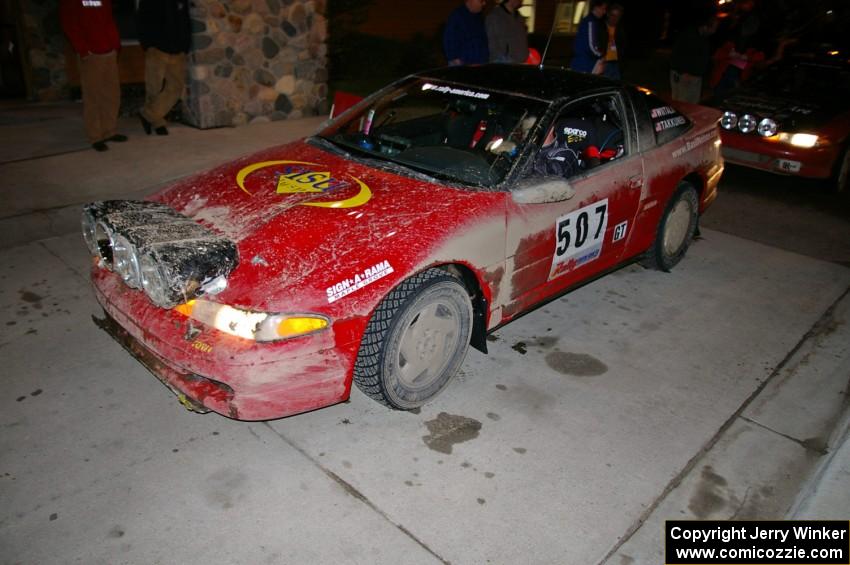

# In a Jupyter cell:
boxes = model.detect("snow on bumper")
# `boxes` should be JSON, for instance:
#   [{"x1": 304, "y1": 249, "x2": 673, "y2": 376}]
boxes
[{"x1": 91, "y1": 267, "x2": 353, "y2": 420}]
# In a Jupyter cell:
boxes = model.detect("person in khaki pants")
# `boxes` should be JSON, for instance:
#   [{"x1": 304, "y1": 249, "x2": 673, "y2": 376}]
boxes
[
  {"x1": 137, "y1": 0, "x2": 191, "y2": 136},
  {"x1": 60, "y1": 0, "x2": 127, "y2": 152}
]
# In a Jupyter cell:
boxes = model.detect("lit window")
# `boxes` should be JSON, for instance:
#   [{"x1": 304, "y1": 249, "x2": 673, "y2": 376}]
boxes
[
  {"x1": 553, "y1": 1, "x2": 588, "y2": 35},
  {"x1": 519, "y1": 0, "x2": 536, "y2": 33}
]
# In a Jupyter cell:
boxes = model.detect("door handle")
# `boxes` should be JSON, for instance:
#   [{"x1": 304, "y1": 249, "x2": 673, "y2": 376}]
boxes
[{"x1": 627, "y1": 175, "x2": 643, "y2": 190}]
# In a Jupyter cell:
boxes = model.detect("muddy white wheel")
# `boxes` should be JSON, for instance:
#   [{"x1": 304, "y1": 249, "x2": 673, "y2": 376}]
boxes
[{"x1": 643, "y1": 182, "x2": 699, "y2": 272}]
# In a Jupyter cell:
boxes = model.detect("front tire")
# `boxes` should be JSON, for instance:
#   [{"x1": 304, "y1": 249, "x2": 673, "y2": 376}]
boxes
[
  {"x1": 353, "y1": 268, "x2": 473, "y2": 410},
  {"x1": 642, "y1": 182, "x2": 699, "y2": 271}
]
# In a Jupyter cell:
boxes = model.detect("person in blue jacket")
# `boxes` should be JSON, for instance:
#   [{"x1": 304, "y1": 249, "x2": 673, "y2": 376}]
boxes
[
  {"x1": 443, "y1": 0, "x2": 489, "y2": 66},
  {"x1": 570, "y1": 0, "x2": 609, "y2": 74}
]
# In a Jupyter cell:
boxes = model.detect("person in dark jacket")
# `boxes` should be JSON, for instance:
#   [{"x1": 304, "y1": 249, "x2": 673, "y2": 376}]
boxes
[
  {"x1": 570, "y1": 0, "x2": 608, "y2": 74},
  {"x1": 137, "y1": 0, "x2": 191, "y2": 136},
  {"x1": 443, "y1": 0, "x2": 489, "y2": 66},
  {"x1": 60, "y1": 0, "x2": 126, "y2": 151},
  {"x1": 486, "y1": 0, "x2": 528, "y2": 63},
  {"x1": 670, "y1": 15, "x2": 717, "y2": 103}
]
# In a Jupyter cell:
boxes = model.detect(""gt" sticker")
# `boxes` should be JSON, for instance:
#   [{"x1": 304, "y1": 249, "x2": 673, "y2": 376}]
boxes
[{"x1": 549, "y1": 199, "x2": 608, "y2": 280}]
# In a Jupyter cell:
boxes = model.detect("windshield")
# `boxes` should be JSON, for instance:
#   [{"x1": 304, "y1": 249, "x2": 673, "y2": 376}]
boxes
[
  {"x1": 317, "y1": 77, "x2": 549, "y2": 187},
  {"x1": 750, "y1": 61, "x2": 850, "y2": 101}
]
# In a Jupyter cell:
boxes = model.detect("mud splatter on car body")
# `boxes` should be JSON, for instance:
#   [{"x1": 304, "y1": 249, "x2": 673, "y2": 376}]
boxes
[{"x1": 86, "y1": 64, "x2": 722, "y2": 420}]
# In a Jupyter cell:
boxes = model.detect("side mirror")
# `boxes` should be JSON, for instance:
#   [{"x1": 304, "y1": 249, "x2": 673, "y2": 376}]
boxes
[{"x1": 511, "y1": 177, "x2": 576, "y2": 204}]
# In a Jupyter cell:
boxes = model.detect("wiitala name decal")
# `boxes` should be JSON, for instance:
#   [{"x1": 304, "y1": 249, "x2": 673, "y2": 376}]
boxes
[{"x1": 327, "y1": 260, "x2": 394, "y2": 303}]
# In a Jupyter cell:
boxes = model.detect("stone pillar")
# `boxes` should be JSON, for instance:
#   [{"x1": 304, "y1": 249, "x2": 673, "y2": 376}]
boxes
[
  {"x1": 21, "y1": 0, "x2": 68, "y2": 101},
  {"x1": 185, "y1": 0, "x2": 328, "y2": 128}
]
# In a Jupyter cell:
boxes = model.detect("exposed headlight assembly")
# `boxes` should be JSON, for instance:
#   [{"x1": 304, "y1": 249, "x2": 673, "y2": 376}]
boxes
[
  {"x1": 82, "y1": 200, "x2": 239, "y2": 309},
  {"x1": 720, "y1": 111, "x2": 738, "y2": 130},
  {"x1": 174, "y1": 300, "x2": 329, "y2": 342}
]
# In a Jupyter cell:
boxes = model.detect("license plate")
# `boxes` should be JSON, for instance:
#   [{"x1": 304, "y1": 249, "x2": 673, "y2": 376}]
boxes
[{"x1": 776, "y1": 159, "x2": 801, "y2": 173}]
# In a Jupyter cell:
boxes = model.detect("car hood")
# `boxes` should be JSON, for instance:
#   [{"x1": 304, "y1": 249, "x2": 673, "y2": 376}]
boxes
[
  {"x1": 713, "y1": 90, "x2": 833, "y2": 131},
  {"x1": 151, "y1": 140, "x2": 503, "y2": 312}
]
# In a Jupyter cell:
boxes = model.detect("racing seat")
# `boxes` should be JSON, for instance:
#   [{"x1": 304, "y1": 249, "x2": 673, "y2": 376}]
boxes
[{"x1": 443, "y1": 101, "x2": 499, "y2": 150}]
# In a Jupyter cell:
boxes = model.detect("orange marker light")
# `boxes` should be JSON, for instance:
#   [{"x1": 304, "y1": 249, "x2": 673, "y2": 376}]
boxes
[
  {"x1": 174, "y1": 300, "x2": 196, "y2": 317},
  {"x1": 277, "y1": 317, "x2": 328, "y2": 338}
]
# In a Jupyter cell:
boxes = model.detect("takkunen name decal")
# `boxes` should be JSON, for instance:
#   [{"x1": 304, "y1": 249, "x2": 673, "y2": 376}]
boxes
[
  {"x1": 236, "y1": 160, "x2": 372, "y2": 208},
  {"x1": 327, "y1": 260, "x2": 394, "y2": 303},
  {"x1": 655, "y1": 116, "x2": 687, "y2": 132}
]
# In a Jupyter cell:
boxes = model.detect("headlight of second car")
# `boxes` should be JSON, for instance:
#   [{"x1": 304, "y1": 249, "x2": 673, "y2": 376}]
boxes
[
  {"x1": 777, "y1": 133, "x2": 819, "y2": 148},
  {"x1": 757, "y1": 118, "x2": 777, "y2": 137},
  {"x1": 738, "y1": 114, "x2": 757, "y2": 134},
  {"x1": 174, "y1": 299, "x2": 329, "y2": 342},
  {"x1": 721, "y1": 111, "x2": 738, "y2": 130}
]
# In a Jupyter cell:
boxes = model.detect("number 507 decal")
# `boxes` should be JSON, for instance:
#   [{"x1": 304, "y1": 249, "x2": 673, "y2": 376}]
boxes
[{"x1": 549, "y1": 199, "x2": 609, "y2": 280}]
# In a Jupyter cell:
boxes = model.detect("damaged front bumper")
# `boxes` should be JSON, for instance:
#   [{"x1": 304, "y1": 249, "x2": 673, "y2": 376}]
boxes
[
  {"x1": 94, "y1": 312, "x2": 223, "y2": 414},
  {"x1": 92, "y1": 268, "x2": 354, "y2": 421}
]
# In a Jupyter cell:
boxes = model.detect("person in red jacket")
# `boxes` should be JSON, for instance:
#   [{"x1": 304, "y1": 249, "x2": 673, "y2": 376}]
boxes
[{"x1": 60, "y1": 0, "x2": 126, "y2": 151}]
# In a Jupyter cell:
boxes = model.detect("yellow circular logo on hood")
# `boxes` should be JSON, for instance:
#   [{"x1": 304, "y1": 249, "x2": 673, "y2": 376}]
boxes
[{"x1": 236, "y1": 160, "x2": 372, "y2": 208}]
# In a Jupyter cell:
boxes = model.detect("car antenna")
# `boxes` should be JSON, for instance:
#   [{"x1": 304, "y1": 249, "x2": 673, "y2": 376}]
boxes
[{"x1": 538, "y1": 8, "x2": 559, "y2": 70}]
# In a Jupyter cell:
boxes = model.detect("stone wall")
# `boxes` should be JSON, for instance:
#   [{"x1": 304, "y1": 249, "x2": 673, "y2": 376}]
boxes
[
  {"x1": 185, "y1": 0, "x2": 328, "y2": 128},
  {"x1": 21, "y1": 0, "x2": 68, "y2": 101}
]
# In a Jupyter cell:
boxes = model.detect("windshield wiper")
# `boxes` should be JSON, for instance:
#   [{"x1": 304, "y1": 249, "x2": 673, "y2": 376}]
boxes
[
  {"x1": 310, "y1": 135, "x2": 441, "y2": 184},
  {"x1": 308, "y1": 135, "x2": 351, "y2": 158}
]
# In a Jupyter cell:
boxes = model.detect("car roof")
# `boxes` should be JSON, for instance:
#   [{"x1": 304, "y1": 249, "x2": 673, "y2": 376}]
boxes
[{"x1": 415, "y1": 64, "x2": 619, "y2": 101}]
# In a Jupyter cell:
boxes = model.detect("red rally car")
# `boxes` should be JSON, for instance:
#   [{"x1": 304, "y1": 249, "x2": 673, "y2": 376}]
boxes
[
  {"x1": 84, "y1": 65, "x2": 723, "y2": 420},
  {"x1": 711, "y1": 51, "x2": 850, "y2": 192}
]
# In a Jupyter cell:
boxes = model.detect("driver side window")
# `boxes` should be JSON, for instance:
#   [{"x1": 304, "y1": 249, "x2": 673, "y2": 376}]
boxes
[{"x1": 527, "y1": 94, "x2": 627, "y2": 181}]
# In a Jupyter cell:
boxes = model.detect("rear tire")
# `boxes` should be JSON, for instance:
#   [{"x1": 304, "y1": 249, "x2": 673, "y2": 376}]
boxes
[
  {"x1": 642, "y1": 182, "x2": 699, "y2": 272},
  {"x1": 353, "y1": 269, "x2": 473, "y2": 410}
]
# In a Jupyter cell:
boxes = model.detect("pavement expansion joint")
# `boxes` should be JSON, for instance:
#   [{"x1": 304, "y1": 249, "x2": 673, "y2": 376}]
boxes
[
  {"x1": 0, "y1": 146, "x2": 89, "y2": 166},
  {"x1": 37, "y1": 239, "x2": 88, "y2": 281},
  {"x1": 597, "y1": 284, "x2": 850, "y2": 565},
  {"x1": 260, "y1": 422, "x2": 449, "y2": 564}
]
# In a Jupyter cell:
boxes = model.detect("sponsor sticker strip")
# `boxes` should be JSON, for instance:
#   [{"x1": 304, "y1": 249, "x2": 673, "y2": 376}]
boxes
[
  {"x1": 327, "y1": 260, "x2": 394, "y2": 303},
  {"x1": 421, "y1": 83, "x2": 491, "y2": 100},
  {"x1": 672, "y1": 131, "x2": 716, "y2": 158}
]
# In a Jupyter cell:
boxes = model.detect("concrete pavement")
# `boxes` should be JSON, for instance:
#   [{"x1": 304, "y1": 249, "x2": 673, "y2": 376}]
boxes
[
  {"x1": 1, "y1": 103, "x2": 848, "y2": 564},
  {"x1": 0, "y1": 101, "x2": 326, "y2": 249}
]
